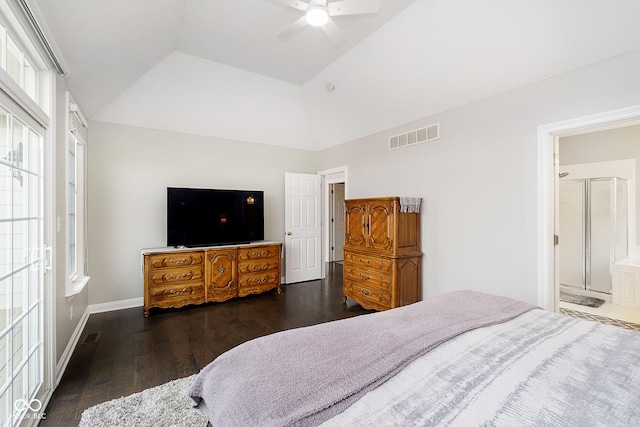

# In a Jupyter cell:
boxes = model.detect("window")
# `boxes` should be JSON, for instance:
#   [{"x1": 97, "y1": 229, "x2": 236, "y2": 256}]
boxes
[
  {"x1": 0, "y1": 23, "x2": 38, "y2": 102},
  {"x1": 67, "y1": 127, "x2": 76, "y2": 276},
  {"x1": 0, "y1": 2, "x2": 53, "y2": 425},
  {"x1": 66, "y1": 94, "x2": 88, "y2": 297}
]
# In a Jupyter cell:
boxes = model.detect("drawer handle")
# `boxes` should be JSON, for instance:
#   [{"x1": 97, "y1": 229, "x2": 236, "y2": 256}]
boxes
[
  {"x1": 169, "y1": 273, "x2": 188, "y2": 280},
  {"x1": 170, "y1": 258, "x2": 188, "y2": 265},
  {"x1": 253, "y1": 264, "x2": 267, "y2": 270},
  {"x1": 250, "y1": 277, "x2": 266, "y2": 284},
  {"x1": 359, "y1": 274, "x2": 370, "y2": 281},
  {"x1": 220, "y1": 266, "x2": 226, "y2": 273},
  {"x1": 252, "y1": 251, "x2": 267, "y2": 257},
  {"x1": 169, "y1": 287, "x2": 187, "y2": 295},
  {"x1": 359, "y1": 288, "x2": 370, "y2": 296}
]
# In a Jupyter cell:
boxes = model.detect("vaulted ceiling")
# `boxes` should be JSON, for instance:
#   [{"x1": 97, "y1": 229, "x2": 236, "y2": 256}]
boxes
[
  {"x1": 35, "y1": 0, "x2": 640, "y2": 150},
  {"x1": 36, "y1": 0, "x2": 416, "y2": 117}
]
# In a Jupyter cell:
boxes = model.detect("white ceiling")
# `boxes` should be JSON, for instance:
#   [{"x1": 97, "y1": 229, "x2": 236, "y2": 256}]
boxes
[
  {"x1": 33, "y1": 0, "x2": 640, "y2": 150},
  {"x1": 35, "y1": 0, "x2": 417, "y2": 117}
]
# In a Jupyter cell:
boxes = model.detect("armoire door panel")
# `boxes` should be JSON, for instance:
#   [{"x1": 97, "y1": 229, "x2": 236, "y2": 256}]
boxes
[
  {"x1": 345, "y1": 202, "x2": 367, "y2": 248},
  {"x1": 367, "y1": 201, "x2": 395, "y2": 251}
]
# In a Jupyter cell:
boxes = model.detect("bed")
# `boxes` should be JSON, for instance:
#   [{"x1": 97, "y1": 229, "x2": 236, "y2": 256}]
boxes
[{"x1": 188, "y1": 290, "x2": 640, "y2": 426}]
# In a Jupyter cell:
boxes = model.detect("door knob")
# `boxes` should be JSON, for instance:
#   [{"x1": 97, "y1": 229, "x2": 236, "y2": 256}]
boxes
[{"x1": 286, "y1": 231, "x2": 292, "y2": 235}]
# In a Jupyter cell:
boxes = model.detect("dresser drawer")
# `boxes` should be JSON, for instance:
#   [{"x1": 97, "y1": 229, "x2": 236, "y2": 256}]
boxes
[
  {"x1": 237, "y1": 271, "x2": 280, "y2": 296},
  {"x1": 148, "y1": 266, "x2": 204, "y2": 286},
  {"x1": 344, "y1": 252, "x2": 392, "y2": 274},
  {"x1": 344, "y1": 280, "x2": 391, "y2": 310},
  {"x1": 238, "y1": 246, "x2": 279, "y2": 262},
  {"x1": 238, "y1": 259, "x2": 279, "y2": 274},
  {"x1": 147, "y1": 283, "x2": 205, "y2": 305},
  {"x1": 344, "y1": 265, "x2": 392, "y2": 291},
  {"x1": 148, "y1": 252, "x2": 204, "y2": 269}
]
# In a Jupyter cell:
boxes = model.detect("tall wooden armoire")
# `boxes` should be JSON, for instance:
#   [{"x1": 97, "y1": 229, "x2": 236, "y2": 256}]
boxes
[{"x1": 342, "y1": 197, "x2": 422, "y2": 311}]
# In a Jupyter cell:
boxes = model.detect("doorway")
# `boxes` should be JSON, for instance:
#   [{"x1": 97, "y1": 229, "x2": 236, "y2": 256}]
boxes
[
  {"x1": 329, "y1": 183, "x2": 345, "y2": 263},
  {"x1": 283, "y1": 167, "x2": 348, "y2": 283},
  {"x1": 557, "y1": 135, "x2": 638, "y2": 322},
  {"x1": 537, "y1": 105, "x2": 640, "y2": 323},
  {"x1": 0, "y1": 96, "x2": 51, "y2": 425},
  {"x1": 319, "y1": 166, "x2": 348, "y2": 278}
]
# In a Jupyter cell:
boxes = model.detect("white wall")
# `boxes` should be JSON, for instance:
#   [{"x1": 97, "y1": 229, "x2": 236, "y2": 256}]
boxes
[
  {"x1": 87, "y1": 121, "x2": 317, "y2": 305},
  {"x1": 316, "y1": 49, "x2": 640, "y2": 305}
]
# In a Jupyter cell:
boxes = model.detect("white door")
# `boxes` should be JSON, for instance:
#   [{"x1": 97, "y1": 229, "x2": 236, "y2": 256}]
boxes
[
  {"x1": 285, "y1": 173, "x2": 322, "y2": 283},
  {"x1": 331, "y1": 183, "x2": 345, "y2": 262},
  {"x1": 0, "y1": 104, "x2": 47, "y2": 425}
]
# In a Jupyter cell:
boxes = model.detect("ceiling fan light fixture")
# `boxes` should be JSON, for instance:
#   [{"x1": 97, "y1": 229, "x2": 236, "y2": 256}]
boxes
[{"x1": 306, "y1": 5, "x2": 329, "y2": 27}]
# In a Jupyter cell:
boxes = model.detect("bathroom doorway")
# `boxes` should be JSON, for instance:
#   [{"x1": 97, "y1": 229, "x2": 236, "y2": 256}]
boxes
[{"x1": 558, "y1": 125, "x2": 640, "y2": 323}]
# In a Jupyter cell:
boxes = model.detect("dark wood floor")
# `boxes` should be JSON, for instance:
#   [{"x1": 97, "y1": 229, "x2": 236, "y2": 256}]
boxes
[{"x1": 42, "y1": 263, "x2": 371, "y2": 426}]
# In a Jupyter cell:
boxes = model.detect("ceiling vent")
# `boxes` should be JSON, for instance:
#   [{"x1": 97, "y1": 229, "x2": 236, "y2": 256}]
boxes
[{"x1": 389, "y1": 123, "x2": 440, "y2": 150}]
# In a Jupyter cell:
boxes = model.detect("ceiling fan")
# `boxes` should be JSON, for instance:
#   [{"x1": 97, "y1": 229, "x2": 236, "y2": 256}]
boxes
[{"x1": 267, "y1": 0, "x2": 382, "y2": 47}]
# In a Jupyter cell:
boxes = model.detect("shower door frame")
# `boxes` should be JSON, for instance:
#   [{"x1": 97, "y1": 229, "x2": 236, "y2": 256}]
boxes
[
  {"x1": 560, "y1": 176, "x2": 628, "y2": 295},
  {"x1": 559, "y1": 179, "x2": 587, "y2": 291}
]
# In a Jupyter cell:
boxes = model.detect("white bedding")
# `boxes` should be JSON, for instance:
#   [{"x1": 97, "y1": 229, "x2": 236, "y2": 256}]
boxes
[{"x1": 322, "y1": 309, "x2": 640, "y2": 426}]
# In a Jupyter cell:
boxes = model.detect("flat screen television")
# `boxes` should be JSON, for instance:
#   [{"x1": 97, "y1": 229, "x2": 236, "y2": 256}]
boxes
[{"x1": 167, "y1": 187, "x2": 264, "y2": 247}]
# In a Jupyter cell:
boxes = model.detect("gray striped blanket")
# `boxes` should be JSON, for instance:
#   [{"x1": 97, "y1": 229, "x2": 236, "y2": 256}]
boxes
[
  {"x1": 188, "y1": 291, "x2": 534, "y2": 426},
  {"x1": 322, "y1": 309, "x2": 640, "y2": 426}
]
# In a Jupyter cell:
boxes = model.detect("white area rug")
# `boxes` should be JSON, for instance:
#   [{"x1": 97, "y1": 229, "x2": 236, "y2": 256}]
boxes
[{"x1": 79, "y1": 375, "x2": 208, "y2": 427}]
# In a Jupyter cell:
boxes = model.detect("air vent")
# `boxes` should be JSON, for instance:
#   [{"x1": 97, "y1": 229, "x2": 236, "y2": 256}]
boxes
[
  {"x1": 389, "y1": 123, "x2": 440, "y2": 150},
  {"x1": 81, "y1": 332, "x2": 101, "y2": 345}
]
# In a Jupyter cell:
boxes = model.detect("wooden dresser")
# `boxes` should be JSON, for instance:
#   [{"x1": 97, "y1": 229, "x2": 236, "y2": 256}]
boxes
[
  {"x1": 343, "y1": 197, "x2": 421, "y2": 311},
  {"x1": 143, "y1": 241, "x2": 281, "y2": 317}
]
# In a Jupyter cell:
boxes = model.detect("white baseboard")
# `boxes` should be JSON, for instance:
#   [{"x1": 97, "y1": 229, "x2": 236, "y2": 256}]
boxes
[
  {"x1": 88, "y1": 297, "x2": 143, "y2": 314},
  {"x1": 55, "y1": 305, "x2": 90, "y2": 386}
]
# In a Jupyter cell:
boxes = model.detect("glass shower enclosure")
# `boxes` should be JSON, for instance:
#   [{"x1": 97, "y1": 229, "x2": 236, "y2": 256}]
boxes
[{"x1": 559, "y1": 177, "x2": 628, "y2": 294}]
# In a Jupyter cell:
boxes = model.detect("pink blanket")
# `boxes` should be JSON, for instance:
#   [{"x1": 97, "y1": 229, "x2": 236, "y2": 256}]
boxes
[{"x1": 188, "y1": 290, "x2": 535, "y2": 426}]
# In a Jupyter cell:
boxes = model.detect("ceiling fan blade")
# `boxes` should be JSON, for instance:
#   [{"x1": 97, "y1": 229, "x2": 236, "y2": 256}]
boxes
[
  {"x1": 328, "y1": 0, "x2": 381, "y2": 16},
  {"x1": 265, "y1": 0, "x2": 308, "y2": 12},
  {"x1": 321, "y1": 17, "x2": 346, "y2": 47},
  {"x1": 277, "y1": 15, "x2": 309, "y2": 39}
]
